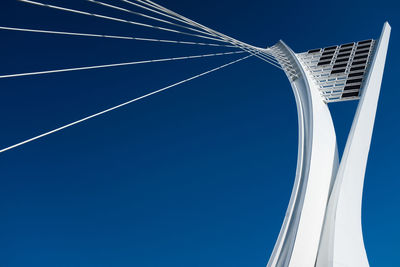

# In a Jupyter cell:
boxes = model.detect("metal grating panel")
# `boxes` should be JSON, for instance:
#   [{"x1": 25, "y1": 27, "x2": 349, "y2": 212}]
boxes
[{"x1": 297, "y1": 39, "x2": 376, "y2": 103}]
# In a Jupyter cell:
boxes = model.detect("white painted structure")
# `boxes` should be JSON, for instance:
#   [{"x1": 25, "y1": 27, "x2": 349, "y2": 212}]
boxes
[
  {"x1": 265, "y1": 22, "x2": 391, "y2": 267},
  {"x1": 0, "y1": 4, "x2": 391, "y2": 265}
]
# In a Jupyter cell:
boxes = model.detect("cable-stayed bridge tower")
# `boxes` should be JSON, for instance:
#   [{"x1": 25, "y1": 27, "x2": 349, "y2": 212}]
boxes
[
  {"x1": 265, "y1": 22, "x2": 391, "y2": 267},
  {"x1": 0, "y1": 1, "x2": 391, "y2": 266}
]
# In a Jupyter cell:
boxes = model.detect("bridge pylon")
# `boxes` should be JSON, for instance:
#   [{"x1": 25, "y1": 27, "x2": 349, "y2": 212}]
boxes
[{"x1": 266, "y1": 22, "x2": 391, "y2": 267}]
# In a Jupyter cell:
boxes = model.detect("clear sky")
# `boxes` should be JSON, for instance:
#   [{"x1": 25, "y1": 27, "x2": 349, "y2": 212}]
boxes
[{"x1": 0, "y1": 0, "x2": 399, "y2": 266}]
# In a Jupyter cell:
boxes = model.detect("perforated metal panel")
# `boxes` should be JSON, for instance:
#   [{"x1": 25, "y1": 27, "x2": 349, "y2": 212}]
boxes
[{"x1": 298, "y1": 39, "x2": 376, "y2": 103}]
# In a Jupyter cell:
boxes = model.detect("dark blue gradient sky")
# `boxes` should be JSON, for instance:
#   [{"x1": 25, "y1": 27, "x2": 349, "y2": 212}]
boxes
[{"x1": 0, "y1": 0, "x2": 399, "y2": 266}]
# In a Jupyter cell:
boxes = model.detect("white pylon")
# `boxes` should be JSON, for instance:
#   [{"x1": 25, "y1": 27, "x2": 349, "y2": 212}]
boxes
[{"x1": 266, "y1": 22, "x2": 391, "y2": 267}]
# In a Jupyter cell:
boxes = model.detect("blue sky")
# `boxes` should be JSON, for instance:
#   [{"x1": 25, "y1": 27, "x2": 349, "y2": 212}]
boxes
[{"x1": 0, "y1": 0, "x2": 399, "y2": 266}]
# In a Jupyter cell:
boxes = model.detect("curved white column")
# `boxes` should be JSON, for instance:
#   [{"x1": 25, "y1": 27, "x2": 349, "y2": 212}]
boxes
[
  {"x1": 267, "y1": 41, "x2": 338, "y2": 267},
  {"x1": 267, "y1": 22, "x2": 391, "y2": 267}
]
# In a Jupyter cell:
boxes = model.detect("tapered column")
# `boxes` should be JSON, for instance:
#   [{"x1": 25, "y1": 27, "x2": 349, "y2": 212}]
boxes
[
  {"x1": 316, "y1": 22, "x2": 391, "y2": 267},
  {"x1": 267, "y1": 41, "x2": 338, "y2": 267}
]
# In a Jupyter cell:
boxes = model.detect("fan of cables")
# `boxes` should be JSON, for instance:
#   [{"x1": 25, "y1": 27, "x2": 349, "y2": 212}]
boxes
[{"x1": 0, "y1": 0, "x2": 281, "y2": 153}]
